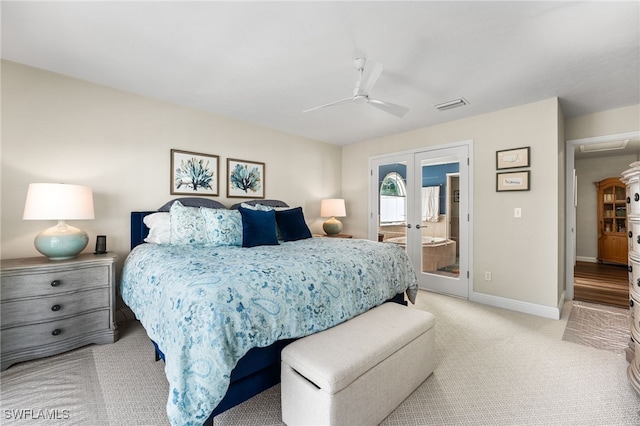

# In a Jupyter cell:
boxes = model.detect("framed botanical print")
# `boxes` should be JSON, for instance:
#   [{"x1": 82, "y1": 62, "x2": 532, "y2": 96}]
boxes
[
  {"x1": 170, "y1": 149, "x2": 219, "y2": 196},
  {"x1": 227, "y1": 158, "x2": 265, "y2": 199}
]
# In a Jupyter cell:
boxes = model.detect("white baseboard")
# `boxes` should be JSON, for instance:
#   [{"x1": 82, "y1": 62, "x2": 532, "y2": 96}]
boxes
[
  {"x1": 470, "y1": 291, "x2": 561, "y2": 320},
  {"x1": 575, "y1": 256, "x2": 598, "y2": 263}
]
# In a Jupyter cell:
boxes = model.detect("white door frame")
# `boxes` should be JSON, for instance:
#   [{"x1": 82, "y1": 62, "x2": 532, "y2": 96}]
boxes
[{"x1": 564, "y1": 131, "x2": 640, "y2": 300}]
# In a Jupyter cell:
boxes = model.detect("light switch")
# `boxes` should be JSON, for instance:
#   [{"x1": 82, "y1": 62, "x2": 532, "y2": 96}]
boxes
[{"x1": 514, "y1": 207, "x2": 522, "y2": 218}]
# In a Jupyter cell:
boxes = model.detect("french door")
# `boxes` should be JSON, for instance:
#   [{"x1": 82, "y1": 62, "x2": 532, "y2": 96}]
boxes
[{"x1": 370, "y1": 143, "x2": 470, "y2": 298}]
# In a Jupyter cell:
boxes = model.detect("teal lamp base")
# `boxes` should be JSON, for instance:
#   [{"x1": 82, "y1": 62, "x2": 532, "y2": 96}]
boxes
[
  {"x1": 34, "y1": 221, "x2": 89, "y2": 260},
  {"x1": 323, "y1": 217, "x2": 343, "y2": 236}
]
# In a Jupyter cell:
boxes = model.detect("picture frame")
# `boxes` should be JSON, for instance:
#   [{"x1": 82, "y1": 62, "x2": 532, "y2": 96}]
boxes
[
  {"x1": 227, "y1": 158, "x2": 265, "y2": 199},
  {"x1": 170, "y1": 149, "x2": 219, "y2": 196},
  {"x1": 497, "y1": 171, "x2": 530, "y2": 192},
  {"x1": 496, "y1": 147, "x2": 530, "y2": 170}
]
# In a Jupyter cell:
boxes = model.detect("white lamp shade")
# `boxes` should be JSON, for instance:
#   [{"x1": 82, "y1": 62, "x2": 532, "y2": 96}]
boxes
[
  {"x1": 320, "y1": 199, "x2": 346, "y2": 218},
  {"x1": 23, "y1": 183, "x2": 95, "y2": 220}
]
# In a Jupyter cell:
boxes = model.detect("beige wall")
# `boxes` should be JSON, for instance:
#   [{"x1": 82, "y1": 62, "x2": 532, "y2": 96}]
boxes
[
  {"x1": 1, "y1": 61, "x2": 342, "y2": 264},
  {"x1": 343, "y1": 98, "x2": 562, "y2": 309},
  {"x1": 565, "y1": 104, "x2": 640, "y2": 140}
]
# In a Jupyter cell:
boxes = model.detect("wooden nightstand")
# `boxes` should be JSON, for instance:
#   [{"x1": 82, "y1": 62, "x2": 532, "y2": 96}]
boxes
[
  {"x1": 0, "y1": 252, "x2": 118, "y2": 370},
  {"x1": 313, "y1": 233, "x2": 353, "y2": 239}
]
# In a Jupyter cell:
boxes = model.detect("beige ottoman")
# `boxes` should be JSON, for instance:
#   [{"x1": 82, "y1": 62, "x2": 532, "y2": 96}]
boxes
[{"x1": 281, "y1": 302, "x2": 436, "y2": 426}]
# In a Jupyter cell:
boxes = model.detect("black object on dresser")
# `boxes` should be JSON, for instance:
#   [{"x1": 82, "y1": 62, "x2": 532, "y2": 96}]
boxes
[{"x1": 0, "y1": 253, "x2": 118, "y2": 370}]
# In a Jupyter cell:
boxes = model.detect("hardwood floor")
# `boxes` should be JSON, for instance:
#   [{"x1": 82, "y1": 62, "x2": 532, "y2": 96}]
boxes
[{"x1": 574, "y1": 261, "x2": 629, "y2": 308}]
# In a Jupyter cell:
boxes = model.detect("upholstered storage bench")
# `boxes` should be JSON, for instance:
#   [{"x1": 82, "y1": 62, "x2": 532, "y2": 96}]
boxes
[{"x1": 281, "y1": 302, "x2": 436, "y2": 425}]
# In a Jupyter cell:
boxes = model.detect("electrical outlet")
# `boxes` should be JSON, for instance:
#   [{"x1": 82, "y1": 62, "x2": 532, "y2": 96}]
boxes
[{"x1": 484, "y1": 271, "x2": 492, "y2": 281}]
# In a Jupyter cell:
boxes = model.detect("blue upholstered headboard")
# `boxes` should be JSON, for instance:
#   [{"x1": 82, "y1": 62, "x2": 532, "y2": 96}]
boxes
[
  {"x1": 130, "y1": 198, "x2": 288, "y2": 249},
  {"x1": 130, "y1": 211, "x2": 155, "y2": 250}
]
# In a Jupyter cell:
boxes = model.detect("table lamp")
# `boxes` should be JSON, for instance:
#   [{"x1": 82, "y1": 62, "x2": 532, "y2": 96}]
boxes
[
  {"x1": 23, "y1": 183, "x2": 95, "y2": 260},
  {"x1": 320, "y1": 199, "x2": 346, "y2": 236}
]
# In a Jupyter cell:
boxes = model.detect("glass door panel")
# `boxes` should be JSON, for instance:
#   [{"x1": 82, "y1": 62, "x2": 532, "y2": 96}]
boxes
[
  {"x1": 413, "y1": 146, "x2": 468, "y2": 298},
  {"x1": 371, "y1": 156, "x2": 412, "y2": 246}
]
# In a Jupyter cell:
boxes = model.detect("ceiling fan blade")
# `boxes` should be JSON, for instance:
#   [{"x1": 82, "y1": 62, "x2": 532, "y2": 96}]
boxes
[
  {"x1": 303, "y1": 97, "x2": 354, "y2": 113},
  {"x1": 368, "y1": 99, "x2": 410, "y2": 118},
  {"x1": 358, "y1": 59, "x2": 383, "y2": 95}
]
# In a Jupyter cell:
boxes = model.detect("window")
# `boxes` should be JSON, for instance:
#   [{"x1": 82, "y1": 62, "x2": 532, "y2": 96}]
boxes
[{"x1": 380, "y1": 172, "x2": 407, "y2": 223}]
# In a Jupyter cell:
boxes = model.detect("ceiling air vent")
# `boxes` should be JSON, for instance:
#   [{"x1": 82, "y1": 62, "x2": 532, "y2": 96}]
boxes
[
  {"x1": 434, "y1": 98, "x2": 468, "y2": 111},
  {"x1": 579, "y1": 139, "x2": 629, "y2": 153}
]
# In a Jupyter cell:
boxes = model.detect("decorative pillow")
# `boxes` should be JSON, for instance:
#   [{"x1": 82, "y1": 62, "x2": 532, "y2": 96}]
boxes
[
  {"x1": 200, "y1": 208, "x2": 242, "y2": 246},
  {"x1": 238, "y1": 206, "x2": 279, "y2": 247},
  {"x1": 275, "y1": 207, "x2": 312, "y2": 242},
  {"x1": 143, "y1": 212, "x2": 170, "y2": 244},
  {"x1": 170, "y1": 201, "x2": 207, "y2": 245},
  {"x1": 240, "y1": 203, "x2": 284, "y2": 240}
]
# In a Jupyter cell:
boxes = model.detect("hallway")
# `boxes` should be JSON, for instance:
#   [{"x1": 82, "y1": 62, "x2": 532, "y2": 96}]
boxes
[{"x1": 574, "y1": 261, "x2": 629, "y2": 308}]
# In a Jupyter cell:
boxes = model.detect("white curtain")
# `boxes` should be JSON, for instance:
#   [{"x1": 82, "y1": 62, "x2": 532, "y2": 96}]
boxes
[{"x1": 422, "y1": 186, "x2": 440, "y2": 222}]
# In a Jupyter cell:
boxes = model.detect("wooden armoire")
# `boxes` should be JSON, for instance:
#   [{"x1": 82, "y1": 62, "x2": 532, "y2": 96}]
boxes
[{"x1": 595, "y1": 177, "x2": 628, "y2": 265}]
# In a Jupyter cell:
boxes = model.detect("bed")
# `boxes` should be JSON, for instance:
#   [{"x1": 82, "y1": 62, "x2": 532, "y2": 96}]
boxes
[{"x1": 120, "y1": 198, "x2": 418, "y2": 426}]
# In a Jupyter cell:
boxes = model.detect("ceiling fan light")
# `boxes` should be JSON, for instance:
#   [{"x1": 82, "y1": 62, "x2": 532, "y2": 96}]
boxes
[{"x1": 434, "y1": 98, "x2": 469, "y2": 111}]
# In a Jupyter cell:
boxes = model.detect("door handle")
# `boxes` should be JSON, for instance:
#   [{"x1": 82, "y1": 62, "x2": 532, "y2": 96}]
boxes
[
  {"x1": 406, "y1": 224, "x2": 412, "y2": 229},
  {"x1": 416, "y1": 224, "x2": 422, "y2": 229}
]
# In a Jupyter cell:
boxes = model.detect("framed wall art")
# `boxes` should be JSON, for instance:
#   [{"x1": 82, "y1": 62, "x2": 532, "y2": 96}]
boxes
[
  {"x1": 497, "y1": 171, "x2": 530, "y2": 192},
  {"x1": 170, "y1": 149, "x2": 219, "y2": 196},
  {"x1": 227, "y1": 158, "x2": 265, "y2": 199},
  {"x1": 496, "y1": 147, "x2": 530, "y2": 170}
]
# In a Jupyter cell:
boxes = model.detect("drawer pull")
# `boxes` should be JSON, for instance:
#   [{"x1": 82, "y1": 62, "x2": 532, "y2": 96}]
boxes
[
  {"x1": 628, "y1": 196, "x2": 631, "y2": 204},
  {"x1": 50, "y1": 280, "x2": 61, "y2": 287},
  {"x1": 637, "y1": 278, "x2": 640, "y2": 287},
  {"x1": 631, "y1": 300, "x2": 635, "y2": 308},
  {"x1": 636, "y1": 193, "x2": 639, "y2": 202},
  {"x1": 630, "y1": 231, "x2": 633, "y2": 238},
  {"x1": 637, "y1": 235, "x2": 640, "y2": 244},
  {"x1": 51, "y1": 304, "x2": 61, "y2": 312},
  {"x1": 629, "y1": 265, "x2": 634, "y2": 273},
  {"x1": 51, "y1": 329, "x2": 62, "y2": 336}
]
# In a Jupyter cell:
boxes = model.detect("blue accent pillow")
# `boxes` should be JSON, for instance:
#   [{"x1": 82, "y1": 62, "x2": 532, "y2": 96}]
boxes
[
  {"x1": 238, "y1": 206, "x2": 279, "y2": 247},
  {"x1": 275, "y1": 207, "x2": 312, "y2": 242}
]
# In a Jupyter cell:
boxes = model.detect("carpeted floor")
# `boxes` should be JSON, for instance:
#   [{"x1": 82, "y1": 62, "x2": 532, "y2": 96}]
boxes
[{"x1": 2, "y1": 291, "x2": 639, "y2": 425}]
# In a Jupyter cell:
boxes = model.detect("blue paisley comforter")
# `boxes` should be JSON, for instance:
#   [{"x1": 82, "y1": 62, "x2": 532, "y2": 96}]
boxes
[{"x1": 120, "y1": 237, "x2": 418, "y2": 426}]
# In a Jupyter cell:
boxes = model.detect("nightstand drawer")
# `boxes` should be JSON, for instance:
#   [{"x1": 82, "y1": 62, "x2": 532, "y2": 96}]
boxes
[
  {"x1": 0, "y1": 310, "x2": 110, "y2": 354},
  {"x1": 1, "y1": 265, "x2": 109, "y2": 299},
  {"x1": 1, "y1": 288, "x2": 110, "y2": 328}
]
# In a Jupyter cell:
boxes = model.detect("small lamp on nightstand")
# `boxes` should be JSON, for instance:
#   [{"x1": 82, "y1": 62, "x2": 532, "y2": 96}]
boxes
[
  {"x1": 23, "y1": 183, "x2": 95, "y2": 260},
  {"x1": 320, "y1": 198, "x2": 346, "y2": 236}
]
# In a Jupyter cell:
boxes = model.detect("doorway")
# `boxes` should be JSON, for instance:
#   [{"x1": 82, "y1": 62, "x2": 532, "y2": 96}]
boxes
[
  {"x1": 370, "y1": 142, "x2": 471, "y2": 299},
  {"x1": 565, "y1": 130, "x2": 640, "y2": 303}
]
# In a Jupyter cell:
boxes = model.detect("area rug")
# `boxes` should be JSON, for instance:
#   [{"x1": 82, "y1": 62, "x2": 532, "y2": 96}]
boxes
[
  {"x1": 562, "y1": 300, "x2": 631, "y2": 354},
  {"x1": 0, "y1": 347, "x2": 109, "y2": 425}
]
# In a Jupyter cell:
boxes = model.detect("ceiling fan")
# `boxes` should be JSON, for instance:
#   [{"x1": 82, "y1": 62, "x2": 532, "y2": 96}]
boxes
[{"x1": 303, "y1": 57, "x2": 409, "y2": 118}]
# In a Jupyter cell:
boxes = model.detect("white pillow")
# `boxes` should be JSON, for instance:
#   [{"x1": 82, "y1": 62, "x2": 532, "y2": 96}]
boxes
[{"x1": 143, "y1": 212, "x2": 170, "y2": 244}]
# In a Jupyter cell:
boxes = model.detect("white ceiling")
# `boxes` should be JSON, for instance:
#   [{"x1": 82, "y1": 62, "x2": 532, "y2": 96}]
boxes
[{"x1": 2, "y1": 1, "x2": 639, "y2": 146}]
